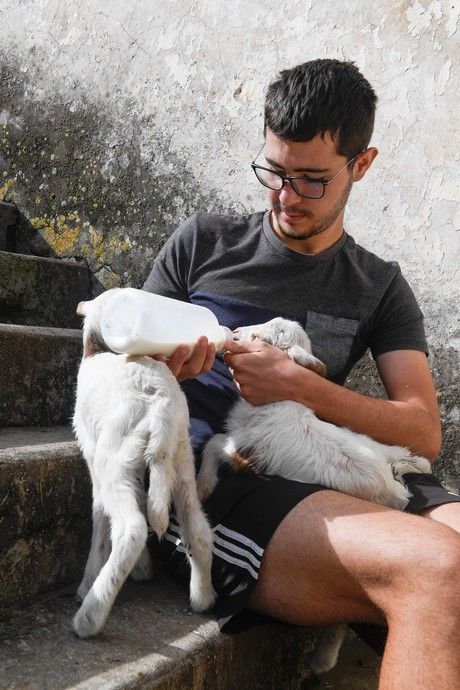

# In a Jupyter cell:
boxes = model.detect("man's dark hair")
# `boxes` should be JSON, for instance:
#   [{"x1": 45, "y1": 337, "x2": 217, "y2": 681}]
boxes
[{"x1": 264, "y1": 59, "x2": 377, "y2": 159}]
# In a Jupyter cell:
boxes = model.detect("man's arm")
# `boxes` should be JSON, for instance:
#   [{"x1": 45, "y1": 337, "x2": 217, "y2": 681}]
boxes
[{"x1": 223, "y1": 339, "x2": 441, "y2": 461}]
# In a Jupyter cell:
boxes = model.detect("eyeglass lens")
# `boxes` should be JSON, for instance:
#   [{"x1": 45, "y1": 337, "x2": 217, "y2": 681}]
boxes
[{"x1": 253, "y1": 167, "x2": 324, "y2": 199}]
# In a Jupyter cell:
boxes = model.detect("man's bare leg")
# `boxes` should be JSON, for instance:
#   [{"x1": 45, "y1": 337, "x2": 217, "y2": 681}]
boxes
[
  {"x1": 247, "y1": 490, "x2": 460, "y2": 690},
  {"x1": 421, "y1": 501, "x2": 460, "y2": 533}
]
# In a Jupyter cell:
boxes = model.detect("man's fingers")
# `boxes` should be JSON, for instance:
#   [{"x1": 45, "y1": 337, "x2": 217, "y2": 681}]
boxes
[
  {"x1": 168, "y1": 345, "x2": 191, "y2": 377},
  {"x1": 223, "y1": 338, "x2": 261, "y2": 354},
  {"x1": 202, "y1": 343, "x2": 216, "y2": 372},
  {"x1": 175, "y1": 337, "x2": 215, "y2": 381},
  {"x1": 148, "y1": 338, "x2": 216, "y2": 381}
]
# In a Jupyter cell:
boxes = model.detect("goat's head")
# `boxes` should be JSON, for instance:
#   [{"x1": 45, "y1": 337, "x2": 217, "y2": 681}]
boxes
[
  {"x1": 77, "y1": 289, "x2": 122, "y2": 357},
  {"x1": 233, "y1": 317, "x2": 313, "y2": 354}
]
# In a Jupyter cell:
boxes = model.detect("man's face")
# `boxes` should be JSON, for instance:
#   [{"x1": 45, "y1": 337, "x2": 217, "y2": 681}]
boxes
[{"x1": 262, "y1": 129, "x2": 355, "y2": 252}]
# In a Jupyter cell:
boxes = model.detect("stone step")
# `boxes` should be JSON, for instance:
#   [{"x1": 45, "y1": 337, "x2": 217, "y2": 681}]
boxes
[
  {"x1": 0, "y1": 429, "x2": 381, "y2": 689},
  {"x1": 0, "y1": 428, "x2": 91, "y2": 608},
  {"x1": 0, "y1": 324, "x2": 82, "y2": 426},
  {"x1": 0, "y1": 427, "x2": 324, "y2": 690},
  {"x1": 0, "y1": 577, "x2": 318, "y2": 690},
  {"x1": 0, "y1": 250, "x2": 92, "y2": 328}
]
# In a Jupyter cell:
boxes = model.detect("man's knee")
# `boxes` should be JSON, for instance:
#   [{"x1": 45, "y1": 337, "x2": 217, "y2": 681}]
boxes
[
  {"x1": 384, "y1": 524, "x2": 460, "y2": 617},
  {"x1": 426, "y1": 535, "x2": 460, "y2": 599}
]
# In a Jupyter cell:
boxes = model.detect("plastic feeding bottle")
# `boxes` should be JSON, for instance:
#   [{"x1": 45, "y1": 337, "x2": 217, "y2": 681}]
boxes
[{"x1": 100, "y1": 288, "x2": 228, "y2": 358}]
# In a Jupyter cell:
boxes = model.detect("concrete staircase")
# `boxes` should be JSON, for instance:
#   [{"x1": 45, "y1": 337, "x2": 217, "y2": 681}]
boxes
[{"x1": 0, "y1": 203, "x2": 332, "y2": 689}]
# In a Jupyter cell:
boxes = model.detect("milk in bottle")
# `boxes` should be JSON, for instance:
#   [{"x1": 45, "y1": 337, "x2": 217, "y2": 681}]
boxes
[{"x1": 101, "y1": 288, "x2": 228, "y2": 358}]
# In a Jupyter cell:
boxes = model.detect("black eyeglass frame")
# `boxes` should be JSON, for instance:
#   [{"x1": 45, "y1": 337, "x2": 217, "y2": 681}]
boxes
[{"x1": 250, "y1": 148, "x2": 362, "y2": 200}]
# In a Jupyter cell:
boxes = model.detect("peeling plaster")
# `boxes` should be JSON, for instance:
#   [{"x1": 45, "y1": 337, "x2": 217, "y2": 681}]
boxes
[
  {"x1": 0, "y1": 52, "x2": 240, "y2": 289},
  {"x1": 435, "y1": 59, "x2": 452, "y2": 95},
  {"x1": 405, "y1": 0, "x2": 444, "y2": 37}
]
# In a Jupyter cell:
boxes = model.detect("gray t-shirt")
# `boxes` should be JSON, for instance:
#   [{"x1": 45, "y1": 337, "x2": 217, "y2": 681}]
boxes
[{"x1": 143, "y1": 210, "x2": 427, "y2": 450}]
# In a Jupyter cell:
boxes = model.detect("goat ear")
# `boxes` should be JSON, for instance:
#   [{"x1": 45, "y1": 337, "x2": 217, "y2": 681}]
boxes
[
  {"x1": 83, "y1": 331, "x2": 107, "y2": 358},
  {"x1": 76, "y1": 301, "x2": 87, "y2": 316}
]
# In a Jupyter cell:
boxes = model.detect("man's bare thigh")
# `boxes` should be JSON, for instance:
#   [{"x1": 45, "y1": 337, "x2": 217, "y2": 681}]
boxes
[{"x1": 247, "y1": 489, "x2": 458, "y2": 626}]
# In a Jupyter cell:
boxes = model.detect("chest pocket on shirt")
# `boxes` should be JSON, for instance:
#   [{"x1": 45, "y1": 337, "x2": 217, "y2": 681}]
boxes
[{"x1": 305, "y1": 311, "x2": 359, "y2": 378}]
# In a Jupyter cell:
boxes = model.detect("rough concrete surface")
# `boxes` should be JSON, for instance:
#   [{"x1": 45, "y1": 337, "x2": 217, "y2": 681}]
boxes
[
  {"x1": 0, "y1": 577, "x2": 321, "y2": 690},
  {"x1": 0, "y1": 434, "x2": 91, "y2": 607},
  {"x1": 0, "y1": 200, "x2": 17, "y2": 251},
  {"x1": 0, "y1": 324, "x2": 82, "y2": 426},
  {"x1": 0, "y1": 250, "x2": 92, "y2": 327},
  {"x1": 0, "y1": 425, "x2": 76, "y2": 450}
]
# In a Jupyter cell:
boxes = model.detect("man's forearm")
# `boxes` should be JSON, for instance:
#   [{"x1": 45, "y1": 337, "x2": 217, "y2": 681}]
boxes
[
  {"x1": 289, "y1": 367, "x2": 440, "y2": 461},
  {"x1": 223, "y1": 338, "x2": 441, "y2": 461}
]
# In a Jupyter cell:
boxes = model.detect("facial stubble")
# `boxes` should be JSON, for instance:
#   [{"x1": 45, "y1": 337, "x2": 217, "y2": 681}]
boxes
[{"x1": 274, "y1": 176, "x2": 354, "y2": 242}]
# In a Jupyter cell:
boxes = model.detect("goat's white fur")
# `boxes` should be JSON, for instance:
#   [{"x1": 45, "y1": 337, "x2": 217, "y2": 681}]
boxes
[
  {"x1": 73, "y1": 288, "x2": 215, "y2": 638},
  {"x1": 197, "y1": 317, "x2": 431, "y2": 673}
]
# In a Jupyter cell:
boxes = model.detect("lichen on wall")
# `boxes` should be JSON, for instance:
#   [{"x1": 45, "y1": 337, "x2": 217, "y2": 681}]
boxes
[{"x1": 0, "y1": 52, "x2": 238, "y2": 289}]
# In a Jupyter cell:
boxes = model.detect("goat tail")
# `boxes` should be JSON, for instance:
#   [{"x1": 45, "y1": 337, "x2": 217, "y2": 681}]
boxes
[
  {"x1": 196, "y1": 434, "x2": 229, "y2": 502},
  {"x1": 143, "y1": 433, "x2": 176, "y2": 540}
]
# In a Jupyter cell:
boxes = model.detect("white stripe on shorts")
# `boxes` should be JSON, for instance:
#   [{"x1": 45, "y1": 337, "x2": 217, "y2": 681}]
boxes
[
  {"x1": 164, "y1": 531, "x2": 187, "y2": 554},
  {"x1": 212, "y1": 545, "x2": 259, "y2": 580},
  {"x1": 165, "y1": 517, "x2": 263, "y2": 580},
  {"x1": 213, "y1": 524, "x2": 264, "y2": 557},
  {"x1": 212, "y1": 534, "x2": 261, "y2": 569}
]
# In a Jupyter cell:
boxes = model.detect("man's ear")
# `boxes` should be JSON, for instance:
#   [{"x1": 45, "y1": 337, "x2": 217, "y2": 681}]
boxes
[{"x1": 352, "y1": 147, "x2": 378, "y2": 182}]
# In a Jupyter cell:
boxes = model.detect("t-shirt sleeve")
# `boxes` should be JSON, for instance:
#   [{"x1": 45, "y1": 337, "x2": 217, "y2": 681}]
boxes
[
  {"x1": 142, "y1": 214, "x2": 198, "y2": 301},
  {"x1": 368, "y1": 268, "x2": 428, "y2": 358}
]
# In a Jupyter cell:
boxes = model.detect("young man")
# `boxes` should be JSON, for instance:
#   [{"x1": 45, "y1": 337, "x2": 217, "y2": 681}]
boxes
[{"x1": 144, "y1": 60, "x2": 460, "y2": 689}]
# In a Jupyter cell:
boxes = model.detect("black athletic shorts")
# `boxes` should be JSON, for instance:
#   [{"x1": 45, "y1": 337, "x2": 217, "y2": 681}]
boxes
[{"x1": 155, "y1": 471, "x2": 460, "y2": 632}]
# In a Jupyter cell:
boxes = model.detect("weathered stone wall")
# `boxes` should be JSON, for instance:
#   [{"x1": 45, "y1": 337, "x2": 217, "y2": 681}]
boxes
[{"x1": 0, "y1": 1, "x2": 458, "y2": 485}]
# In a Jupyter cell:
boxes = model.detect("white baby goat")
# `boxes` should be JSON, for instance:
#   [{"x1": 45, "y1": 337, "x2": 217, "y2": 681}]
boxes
[
  {"x1": 197, "y1": 317, "x2": 431, "y2": 673},
  {"x1": 73, "y1": 288, "x2": 215, "y2": 638}
]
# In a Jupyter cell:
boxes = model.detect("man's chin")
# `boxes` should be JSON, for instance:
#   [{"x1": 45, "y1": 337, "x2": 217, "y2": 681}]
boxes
[{"x1": 276, "y1": 216, "x2": 314, "y2": 238}]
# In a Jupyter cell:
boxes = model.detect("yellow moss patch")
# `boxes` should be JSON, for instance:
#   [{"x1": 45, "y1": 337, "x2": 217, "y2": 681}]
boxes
[
  {"x1": 80, "y1": 232, "x2": 130, "y2": 270},
  {"x1": 0, "y1": 177, "x2": 14, "y2": 200},
  {"x1": 102, "y1": 270, "x2": 122, "y2": 289},
  {"x1": 109, "y1": 236, "x2": 130, "y2": 253},
  {"x1": 29, "y1": 214, "x2": 81, "y2": 256},
  {"x1": 89, "y1": 228, "x2": 103, "y2": 247},
  {"x1": 30, "y1": 210, "x2": 129, "y2": 271},
  {"x1": 29, "y1": 216, "x2": 52, "y2": 231}
]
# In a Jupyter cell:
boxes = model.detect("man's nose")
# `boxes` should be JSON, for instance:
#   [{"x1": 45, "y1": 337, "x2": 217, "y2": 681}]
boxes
[{"x1": 278, "y1": 179, "x2": 303, "y2": 204}]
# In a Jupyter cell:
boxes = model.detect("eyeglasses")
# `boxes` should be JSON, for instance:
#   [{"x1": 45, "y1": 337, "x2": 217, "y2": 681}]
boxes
[{"x1": 251, "y1": 147, "x2": 361, "y2": 200}]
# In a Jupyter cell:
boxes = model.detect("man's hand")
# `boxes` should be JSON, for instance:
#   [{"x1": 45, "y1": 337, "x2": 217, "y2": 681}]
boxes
[
  {"x1": 223, "y1": 338, "x2": 309, "y2": 405},
  {"x1": 152, "y1": 336, "x2": 216, "y2": 381}
]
